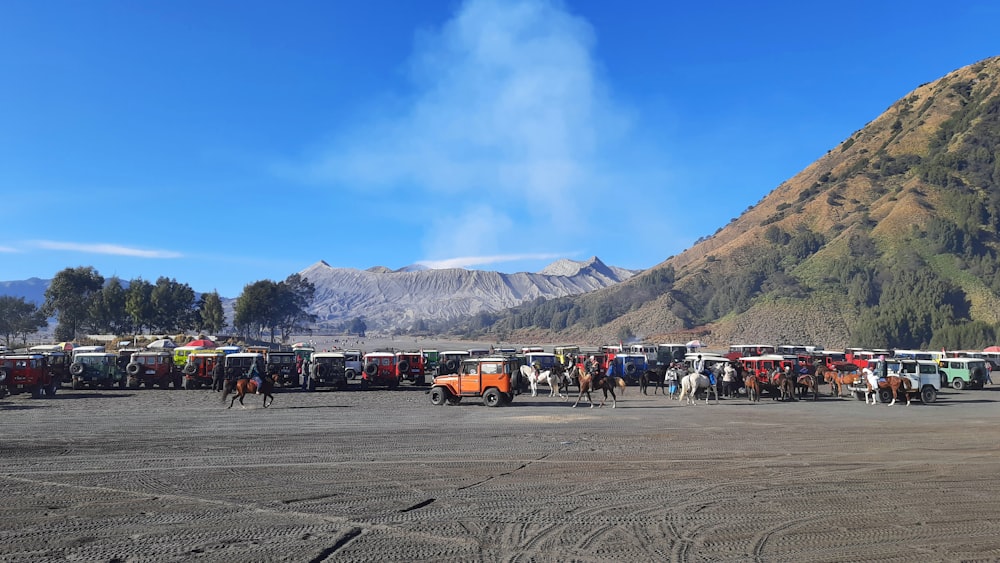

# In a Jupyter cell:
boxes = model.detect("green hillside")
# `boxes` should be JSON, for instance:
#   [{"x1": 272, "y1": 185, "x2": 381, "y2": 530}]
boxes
[{"x1": 463, "y1": 55, "x2": 1000, "y2": 350}]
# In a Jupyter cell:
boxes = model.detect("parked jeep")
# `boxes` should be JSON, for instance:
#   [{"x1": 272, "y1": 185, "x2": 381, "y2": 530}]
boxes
[
  {"x1": 126, "y1": 350, "x2": 181, "y2": 389},
  {"x1": 396, "y1": 351, "x2": 425, "y2": 385},
  {"x1": 343, "y1": 349, "x2": 363, "y2": 380},
  {"x1": 435, "y1": 350, "x2": 471, "y2": 377},
  {"x1": 848, "y1": 358, "x2": 941, "y2": 403},
  {"x1": 40, "y1": 351, "x2": 71, "y2": 388},
  {"x1": 0, "y1": 354, "x2": 57, "y2": 398},
  {"x1": 362, "y1": 352, "x2": 399, "y2": 389},
  {"x1": 181, "y1": 350, "x2": 226, "y2": 389},
  {"x1": 309, "y1": 352, "x2": 348, "y2": 390},
  {"x1": 70, "y1": 352, "x2": 126, "y2": 389},
  {"x1": 607, "y1": 353, "x2": 649, "y2": 385},
  {"x1": 939, "y1": 357, "x2": 988, "y2": 390},
  {"x1": 428, "y1": 356, "x2": 519, "y2": 407},
  {"x1": 224, "y1": 352, "x2": 266, "y2": 381},
  {"x1": 267, "y1": 351, "x2": 299, "y2": 387}
]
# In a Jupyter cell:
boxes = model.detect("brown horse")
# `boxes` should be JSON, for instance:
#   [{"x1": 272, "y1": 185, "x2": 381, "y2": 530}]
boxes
[
  {"x1": 823, "y1": 364, "x2": 860, "y2": 397},
  {"x1": 744, "y1": 374, "x2": 760, "y2": 403},
  {"x1": 222, "y1": 375, "x2": 275, "y2": 409},
  {"x1": 771, "y1": 370, "x2": 796, "y2": 401},
  {"x1": 796, "y1": 373, "x2": 820, "y2": 401},
  {"x1": 864, "y1": 374, "x2": 913, "y2": 406},
  {"x1": 571, "y1": 366, "x2": 617, "y2": 408}
]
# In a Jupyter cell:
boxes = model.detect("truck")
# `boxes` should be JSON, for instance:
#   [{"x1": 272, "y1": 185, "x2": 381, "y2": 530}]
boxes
[{"x1": 428, "y1": 355, "x2": 520, "y2": 407}]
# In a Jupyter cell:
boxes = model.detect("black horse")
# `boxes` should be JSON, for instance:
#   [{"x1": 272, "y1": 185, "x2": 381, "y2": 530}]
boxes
[{"x1": 639, "y1": 365, "x2": 667, "y2": 395}]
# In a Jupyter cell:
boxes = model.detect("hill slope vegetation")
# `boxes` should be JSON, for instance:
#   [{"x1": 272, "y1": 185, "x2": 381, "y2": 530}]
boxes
[{"x1": 476, "y1": 56, "x2": 1000, "y2": 350}]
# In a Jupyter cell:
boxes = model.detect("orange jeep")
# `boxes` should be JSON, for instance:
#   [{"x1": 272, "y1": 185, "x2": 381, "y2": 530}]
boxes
[{"x1": 428, "y1": 356, "x2": 519, "y2": 407}]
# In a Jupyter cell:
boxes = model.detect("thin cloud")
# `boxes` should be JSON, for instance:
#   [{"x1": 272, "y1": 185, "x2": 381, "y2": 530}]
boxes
[
  {"x1": 418, "y1": 252, "x2": 565, "y2": 269},
  {"x1": 0, "y1": 246, "x2": 18, "y2": 253},
  {"x1": 32, "y1": 240, "x2": 183, "y2": 259},
  {"x1": 287, "y1": 0, "x2": 638, "y2": 260}
]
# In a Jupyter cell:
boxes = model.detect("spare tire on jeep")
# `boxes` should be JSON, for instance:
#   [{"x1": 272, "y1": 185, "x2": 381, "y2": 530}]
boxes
[
  {"x1": 182, "y1": 362, "x2": 197, "y2": 375},
  {"x1": 364, "y1": 362, "x2": 378, "y2": 376},
  {"x1": 397, "y1": 360, "x2": 410, "y2": 374},
  {"x1": 126, "y1": 362, "x2": 141, "y2": 376},
  {"x1": 444, "y1": 359, "x2": 458, "y2": 373},
  {"x1": 70, "y1": 362, "x2": 84, "y2": 376}
]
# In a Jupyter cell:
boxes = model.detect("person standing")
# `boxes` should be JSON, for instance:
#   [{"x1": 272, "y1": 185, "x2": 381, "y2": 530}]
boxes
[
  {"x1": 301, "y1": 358, "x2": 312, "y2": 391},
  {"x1": 211, "y1": 360, "x2": 224, "y2": 392}
]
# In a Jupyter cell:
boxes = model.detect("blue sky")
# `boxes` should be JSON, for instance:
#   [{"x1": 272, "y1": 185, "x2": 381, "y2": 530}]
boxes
[{"x1": 2, "y1": 0, "x2": 998, "y2": 297}]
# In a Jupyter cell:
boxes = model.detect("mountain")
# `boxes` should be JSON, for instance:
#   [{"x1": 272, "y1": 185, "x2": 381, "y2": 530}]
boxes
[
  {"x1": 300, "y1": 256, "x2": 637, "y2": 332},
  {"x1": 485, "y1": 56, "x2": 1000, "y2": 351},
  {"x1": 0, "y1": 278, "x2": 49, "y2": 305}
]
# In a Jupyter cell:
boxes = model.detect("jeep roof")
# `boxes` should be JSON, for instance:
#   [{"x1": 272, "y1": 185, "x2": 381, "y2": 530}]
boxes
[{"x1": 313, "y1": 352, "x2": 346, "y2": 359}]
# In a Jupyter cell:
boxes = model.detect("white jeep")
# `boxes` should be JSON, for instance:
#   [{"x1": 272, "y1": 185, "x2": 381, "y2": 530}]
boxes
[{"x1": 848, "y1": 359, "x2": 941, "y2": 404}]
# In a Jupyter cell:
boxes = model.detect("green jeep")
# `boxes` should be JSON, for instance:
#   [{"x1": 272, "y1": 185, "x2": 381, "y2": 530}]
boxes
[
  {"x1": 938, "y1": 357, "x2": 988, "y2": 390},
  {"x1": 69, "y1": 352, "x2": 127, "y2": 389}
]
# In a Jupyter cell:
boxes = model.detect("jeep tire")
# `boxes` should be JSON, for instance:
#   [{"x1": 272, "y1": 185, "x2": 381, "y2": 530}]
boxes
[
  {"x1": 952, "y1": 378, "x2": 966, "y2": 390},
  {"x1": 429, "y1": 386, "x2": 448, "y2": 406},
  {"x1": 920, "y1": 385, "x2": 938, "y2": 404},
  {"x1": 397, "y1": 360, "x2": 409, "y2": 374},
  {"x1": 483, "y1": 388, "x2": 502, "y2": 407}
]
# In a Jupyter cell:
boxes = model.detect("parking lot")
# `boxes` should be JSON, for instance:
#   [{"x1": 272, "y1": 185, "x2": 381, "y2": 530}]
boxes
[{"x1": 3, "y1": 383, "x2": 1000, "y2": 562}]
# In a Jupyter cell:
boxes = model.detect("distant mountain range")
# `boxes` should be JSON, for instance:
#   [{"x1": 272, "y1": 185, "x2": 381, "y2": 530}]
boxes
[
  {"x1": 300, "y1": 256, "x2": 637, "y2": 332},
  {"x1": 0, "y1": 257, "x2": 638, "y2": 333}
]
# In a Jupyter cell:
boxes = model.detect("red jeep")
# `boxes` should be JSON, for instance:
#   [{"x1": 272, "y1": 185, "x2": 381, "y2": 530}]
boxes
[
  {"x1": 0, "y1": 354, "x2": 57, "y2": 398},
  {"x1": 127, "y1": 350, "x2": 182, "y2": 389},
  {"x1": 395, "y1": 351, "x2": 426, "y2": 385},
  {"x1": 362, "y1": 352, "x2": 399, "y2": 390}
]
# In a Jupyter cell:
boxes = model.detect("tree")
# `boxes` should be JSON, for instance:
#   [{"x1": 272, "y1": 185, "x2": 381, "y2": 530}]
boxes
[
  {"x1": 0, "y1": 296, "x2": 47, "y2": 347},
  {"x1": 126, "y1": 278, "x2": 155, "y2": 334},
  {"x1": 275, "y1": 274, "x2": 315, "y2": 342},
  {"x1": 150, "y1": 277, "x2": 196, "y2": 333},
  {"x1": 88, "y1": 277, "x2": 130, "y2": 334},
  {"x1": 233, "y1": 280, "x2": 279, "y2": 341},
  {"x1": 43, "y1": 266, "x2": 104, "y2": 341},
  {"x1": 198, "y1": 291, "x2": 226, "y2": 334}
]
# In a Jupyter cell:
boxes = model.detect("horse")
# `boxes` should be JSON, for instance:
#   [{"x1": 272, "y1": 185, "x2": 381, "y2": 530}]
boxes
[
  {"x1": 639, "y1": 365, "x2": 667, "y2": 395},
  {"x1": 864, "y1": 372, "x2": 913, "y2": 406},
  {"x1": 678, "y1": 372, "x2": 718, "y2": 405},
  {"x1": 744, "y1": 373, "x2": 760, "y2": 403},
  {"x1": 222, "y1": 375, "x2": 275, "y2": 409},
  {"x1": 609, "y1": 376, "x2": 627, "y2": 396},
  {"x1": 520, "y1": 365, "x2": 565, "y2": 398},
  {"x1": 772, "y1": 370, "x2": 796, "y2": 401},
  {"x1": 571, "y1": 366, "x2": 617, "y2": 408},
  {"x1": 823, "y1": 364, "x2": 860, "y2": 397},
  {"x1": 796, "y1": 373, "x2": 820, "y2": 401},
  {"x1": 551, "y1": 363, "x2": 573, "y2": 396}
]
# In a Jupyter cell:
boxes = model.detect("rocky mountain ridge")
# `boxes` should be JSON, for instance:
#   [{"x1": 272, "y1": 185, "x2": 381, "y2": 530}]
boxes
[{"x1": 301, "y1": 256, "x2": 637, "y2": 332}]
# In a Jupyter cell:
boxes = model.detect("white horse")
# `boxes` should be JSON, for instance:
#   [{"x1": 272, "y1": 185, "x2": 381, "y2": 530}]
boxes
[
  {"x1": 678, "y1": 372, "x2": 718, "y2": 405},
  {"x1": 520, "y1": 365, "x2": 565, "y2": 398}
]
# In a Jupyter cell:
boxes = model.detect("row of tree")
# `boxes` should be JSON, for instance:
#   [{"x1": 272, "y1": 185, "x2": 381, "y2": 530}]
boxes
[{"x1": 0, "y1": 267, "x2": 316, "y2": 347}]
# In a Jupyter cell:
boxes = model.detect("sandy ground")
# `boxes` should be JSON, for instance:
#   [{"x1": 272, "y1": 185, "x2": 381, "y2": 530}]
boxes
[{"x1": 3, "y1": 366, "x2": 1000, "y2": 562}]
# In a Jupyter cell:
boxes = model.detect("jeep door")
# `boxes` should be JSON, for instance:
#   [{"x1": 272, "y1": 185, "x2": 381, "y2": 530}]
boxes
[{"x1": 459, "y1": 362, "x2": 481, "y2": 395}]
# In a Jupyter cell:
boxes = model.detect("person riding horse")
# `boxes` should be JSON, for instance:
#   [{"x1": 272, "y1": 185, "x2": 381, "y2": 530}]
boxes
[{"x1": 248, "y1": 361, "x2": 263, "y2": 395}]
